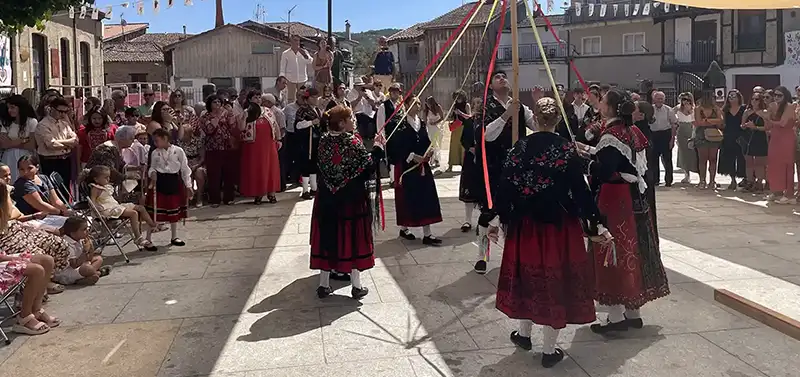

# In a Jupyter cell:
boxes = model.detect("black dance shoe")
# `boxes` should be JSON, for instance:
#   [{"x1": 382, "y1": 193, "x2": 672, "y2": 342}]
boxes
[
  {"x1": 351, "y1": 286, "x2": 369, "y2": 299},
  {"x1": 310, "y1": 190, "x2": 318, "y2": 197},
  {"x1": 590, "y1": 318, "x2": 629, "y2": 334},
  {"x1": 399, "y1": 229, "x2": 416, "y2": 240},
  {"x1": 509, "y1": 331, "x2": 532, "y2": 350},
  {"x1": 460, "y1": 222, "x2": 472, "y2": 232},
  {"x1": 624, "y1": 315, "x2": 644, "y2": 329},
  {"x1": 317, "y1": 286, "x2": 333, "y2": 298},
  {"x1": 171, "y1": 238, "x2": 186, "y2": 247},
  {"x1": 541, "y1": 348, "x2": 565, "y2": 368},
  {"x1": 422, "y1": 235, "x2": 442, "y2": 246},
  {"x1": 330, "y1": 272, "x2": 351, "y2": 281},
  {"x1": 474, "y1": 260, "x2": 487, "y2": 275},
  {"x1": 301, "y1": 192, "x2": 313, "y2": 200}
]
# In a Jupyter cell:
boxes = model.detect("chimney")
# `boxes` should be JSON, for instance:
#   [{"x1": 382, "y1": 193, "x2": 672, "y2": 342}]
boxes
[
  {"x1": 182, "y1": 25, "x2": 187, "y2": 36},
  {"x1": 215, "y1": 0, "x2": 224, "y2": 28},
  {"x1": 345, "y1": 20, "x2": 351, "y2": 40}
]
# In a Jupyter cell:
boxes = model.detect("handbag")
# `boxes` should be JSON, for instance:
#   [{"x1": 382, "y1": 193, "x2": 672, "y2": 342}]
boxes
[
  {"x1": 242, "y1": 120, "x2": 256, "y2": 143},
  {"x1": 703, "y1": 127, "x2": 724, "y2": 142}
]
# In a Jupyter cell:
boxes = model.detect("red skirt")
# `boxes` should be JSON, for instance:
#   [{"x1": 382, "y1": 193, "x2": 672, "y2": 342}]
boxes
[
  {"x1": 240, "y1": 118, "x2": 281, "y2": 196},
  {"x1": 591, "y1": 183, "x2": 669, "y2": 309},
  {"x1": 310, "y1": 188, "x2": 375, "y2": 272},
  {"x1": 393, "y1": 163, "x2": 442, "y2": 227},
  {"x1": 495, "y1": 215, "x2": 596, "y2": 329},
  {"x1": 145, "y1": 181, "x2": 188, "y2": 223}
]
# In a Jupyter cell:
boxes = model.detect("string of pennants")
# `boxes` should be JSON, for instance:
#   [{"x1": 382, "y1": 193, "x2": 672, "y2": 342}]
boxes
[
  {"x1": 572, "y1": 2, "x2": 690, "y2": 17},
  {"x1": 67, "y1": 0, "x2": 203, "y2": 20}
]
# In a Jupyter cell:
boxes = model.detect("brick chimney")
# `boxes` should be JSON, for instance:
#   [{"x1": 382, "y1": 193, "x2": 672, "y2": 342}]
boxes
[{"x1": 215, "y1": 0, "x2": 224, "y2": 28}]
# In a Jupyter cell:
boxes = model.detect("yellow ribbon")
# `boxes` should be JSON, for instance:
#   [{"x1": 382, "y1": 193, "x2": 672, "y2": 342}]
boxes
[
  {"x1": 524, "y1": 0, "x2": 574, "y2": 141},
  {"x1": 397, "y1": 0, "x2": 499, "y2": 182}
]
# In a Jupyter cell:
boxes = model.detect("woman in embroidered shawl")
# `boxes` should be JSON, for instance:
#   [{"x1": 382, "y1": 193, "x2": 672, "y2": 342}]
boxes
[
  {"x1": 487, "y1": 98, "x2": 611, "y2": 368},
  {"x1": 310, "y1": 105, "x2": 376, "y2": 300},
  {"x1": 578, "y1": 89, "x2": 669, "y2": 334},
  {"x1": 239, "y1": 91, "x2": 282, "y2": 204}
]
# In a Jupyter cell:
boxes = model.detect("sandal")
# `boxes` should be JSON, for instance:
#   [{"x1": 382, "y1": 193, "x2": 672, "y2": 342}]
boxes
[
  {"x1": 35, "y1": 309, "x2": 61, "y2": 328},
  {"x1": 268, "y1": 196, "x2": 277, "y2": 204},
  {"x1": 12, "y1": 314, "x2": 50, "y2": 335},
  {"x1": 47, "y1": 282, "x2": 65, "y2": 295},
  {"x1": 137, "y1": 239, "x2": 158, "y2": 252},
  {"x1": 99, "y1": 265, "x2": 112, "y2": 277}
]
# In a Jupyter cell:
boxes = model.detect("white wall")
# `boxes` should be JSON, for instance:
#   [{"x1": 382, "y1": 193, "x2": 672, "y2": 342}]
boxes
[
  {"x1": 497, "y1": 62, "x2": 569, "y2": 90},
  {"x1": 726, "y1": 66, "x2": 800, "y2": 90},
  {"x1": 674, "y1": 18, "x2": 692, "y2": 62},
  {"x1": 499, "y1": 27, "x2": 561, "y2": 47}
]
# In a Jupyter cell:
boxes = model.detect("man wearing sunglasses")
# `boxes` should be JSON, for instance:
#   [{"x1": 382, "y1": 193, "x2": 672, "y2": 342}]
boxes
[
  {"x1": 34, "y1": 97, "x2": 78, "y2": 195},
  {"x1": 137, "y1": 88, "x2": 157, "y2": 118}
]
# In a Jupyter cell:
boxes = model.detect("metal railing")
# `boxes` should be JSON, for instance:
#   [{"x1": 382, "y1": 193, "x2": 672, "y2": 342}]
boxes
[
  {"x1": 497, "y1": 43, "x2": 570, "y2": 63},
  {"x1": 662, "y1": 39, "x2": 718, "y2": 69}
]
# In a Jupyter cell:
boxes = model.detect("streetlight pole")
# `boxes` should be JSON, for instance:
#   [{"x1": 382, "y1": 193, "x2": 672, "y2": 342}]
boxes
[{"x1": 327, "y1": 0, "x2": 332, "y2": 41}]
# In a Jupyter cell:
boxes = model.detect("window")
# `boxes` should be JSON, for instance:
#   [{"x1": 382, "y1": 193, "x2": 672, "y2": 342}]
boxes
[
  {"x1": 31, "y1": 34, "x2": 47, "y2": 94},
  {"x1": 406, "y1": 44, "x2": 419, "y2": 60},
  {"x1": 130, "y1": 73, "x2": 148, "y2": 82},
  {"x1": 581, "y1": 36, "x2": 601, "y2": 56},
  {"x1": 623, "y1": 33, "x2": 645, "y2": 54},
  {"x1": 60, "y1": 39, "x2": 70, "y2": 85},
  {"x1": 210, "y1": 77, "x2": 235, "y2": 89},
  {"x1": 79, "y1": 42, "x2": 91, "y2": 86},
  {"x1": 242, "y1": 77, "x2": 262, "y2": 90},
  {"x1": 736, "y1": 10, "x2": 766, "y2": 51},
  {"x1": 251, "y1": 41, "x2": 275, "y2": 54}
]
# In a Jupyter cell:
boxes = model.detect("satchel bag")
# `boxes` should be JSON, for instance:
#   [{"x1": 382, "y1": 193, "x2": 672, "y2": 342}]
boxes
[{"x1": 703, "y1": 127, "x2": 724, "y2": 142}]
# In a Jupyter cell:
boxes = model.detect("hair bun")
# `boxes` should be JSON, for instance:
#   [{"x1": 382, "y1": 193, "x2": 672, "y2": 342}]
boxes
[
  {"x1": 534, "y1": 97, "x2": 561, "y2": 128},
  {"x1": 617, "y1": 100, "x2": 636, "y2": 116}
]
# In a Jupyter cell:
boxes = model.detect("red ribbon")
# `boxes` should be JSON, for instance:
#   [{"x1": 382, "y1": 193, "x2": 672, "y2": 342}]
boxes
[
  {"x1": 479, "y1": 0, "x2": 508, "y2": 210},
  {"x1": 534, "y1": 3, "x2": 589, "y2": 92},
  {"x1": 376, "y1": 1, "x2": 482, "y2": 139},
  {"x1": 449, "y1": 118, "x2": 463, "y2": 132}
]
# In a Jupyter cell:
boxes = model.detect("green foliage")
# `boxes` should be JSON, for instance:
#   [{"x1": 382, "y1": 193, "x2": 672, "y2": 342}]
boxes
[
  {"x1": 337, "y1": 28, "x2": 401, "y2": 75},
  {"x1": 0, "y1": 0, "x2": 93, "y2": 35}
]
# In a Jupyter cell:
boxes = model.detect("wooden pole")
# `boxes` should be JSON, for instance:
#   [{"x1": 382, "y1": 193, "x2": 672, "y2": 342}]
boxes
[{"x1": 510, "y1": 1, "x2": 520, "y2": 144}]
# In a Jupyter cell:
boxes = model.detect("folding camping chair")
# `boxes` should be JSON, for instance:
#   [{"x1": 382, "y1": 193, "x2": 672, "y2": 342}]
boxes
[
  {"x1": 0, "y1": 277, "x2": 25, "y2": 345},
  {"x1": 72, "y1": 178, "x2": 135, "y2": 263}
]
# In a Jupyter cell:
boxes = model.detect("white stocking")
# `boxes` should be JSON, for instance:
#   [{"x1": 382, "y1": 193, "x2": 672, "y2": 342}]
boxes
[
  {"x1": 518, "y1": 319, "x2": 533, "y2": 337},
  {"x1": 389, "y1": 165, "x2": 395, "y2": 183},
  {"x1": 400, "y1": 226, "x2": 409, "y2": 232},
  {"x1": 301, "y1": 176, "x2": 310, "y2": 192},
  {"x1": 477, "y1": 226, "x2": 489, "y2": 261},
  {"x1": 351, "y1": 269, "x2": 362, "y2": 289},
  {"x1": 625, "y1": 308, "x2": 641, "y2": 319},
  {"x1": 542, "y1": 326, "x2": 560, "y2": 354},
  {"x1": 422, "y1": 225, "x2": 432, "y2": 237},
  {"x1": 170, "y1": 222, "x2": 179, "y2": 239},
  {"x1": 309, "y1": 174, "x2": 318, "y2": 191},
  {"x1": 608, "y1": 304, "x2": 625, "y2": 323},
  {"x1": 319, "y1": 271, "x2": 330, "y2": 287},
  {"x1": 464, "y1": 203, "x2": 474, "y2": 224}
]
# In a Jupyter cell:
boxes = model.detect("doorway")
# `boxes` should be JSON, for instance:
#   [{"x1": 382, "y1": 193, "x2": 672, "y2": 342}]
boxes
[
  {"x1": 692, "y1": 20, "x2": 717, "y2": 64},
  {"x1": 31, "y1": 34, "x2": 47, "y2": 95},
  {"x1": 734, "y1": 74, "x2": 781, "y2": 102}
]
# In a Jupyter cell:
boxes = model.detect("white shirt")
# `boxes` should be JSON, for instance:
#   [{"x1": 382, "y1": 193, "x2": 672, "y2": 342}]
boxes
[
  {"x1": 284, "y1": 102, "x2": 300, "y2": 133},
  {"x1": 651, "y1": 104, "x2": 676, "y2": 132},
  {"x1": 405, "y1": 115, "x2": 424, "y2": 163},
  {"x1": 271, "y1": 106, "x2": 287, "y2": 138},
  {"x1": 572, "y1": 102, "x2": 590, "y2": 121},
  {"x1": 675, "y1": 109, "x2": 695, "y2": 123},
  {"x1": 375, "y1": 100, "x2": 401, "y2": 137},
  {"x1": 280, "y1": 48, "x2": 312, "y2": 84},
  {"x1": 485, "y1": 95, "x2": 536, "y2": 142},
  {"x1": 348, "y1": 89, "x2": 376, "y2": 118},
  {"x1": 1, "y1": 118, "x2": 37, "y2": 140},
  {"x1": 148, "y1": 145, "x2": 192, "y2": 188}
]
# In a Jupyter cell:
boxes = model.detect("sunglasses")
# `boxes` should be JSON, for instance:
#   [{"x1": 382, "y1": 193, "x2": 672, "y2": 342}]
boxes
[
  {"x1": 55, "y1": 108, "x2": 70, "y2": 114},
  {"x1": 144, "y1": 93, "x2": 155, "y2": 97}
]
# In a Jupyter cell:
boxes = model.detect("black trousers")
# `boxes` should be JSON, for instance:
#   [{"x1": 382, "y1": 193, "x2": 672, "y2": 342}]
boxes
[
  {"x1": 278, "y1": 133, "x2": 291, "y2": 191},
  {"x1": 650, "y1": 129, "x2": 674, "y2": 185},
  {"x1": 39, "y1": 155, "x2": 73, "y2": 201}
]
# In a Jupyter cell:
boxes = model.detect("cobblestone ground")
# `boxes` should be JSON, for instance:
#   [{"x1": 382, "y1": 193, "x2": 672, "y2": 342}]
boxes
[{"x1": 2, "y1": 142, "x2": 800, "y2": 376}]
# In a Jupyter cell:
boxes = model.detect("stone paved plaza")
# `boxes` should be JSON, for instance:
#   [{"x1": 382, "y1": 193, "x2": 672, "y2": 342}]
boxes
[{"x1": 2, "y1": 169, "x2": 800, "y2": 377}]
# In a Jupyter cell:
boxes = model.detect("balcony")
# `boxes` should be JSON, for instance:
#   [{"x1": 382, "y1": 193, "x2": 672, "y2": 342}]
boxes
[
  {"x1": 497, "y1": 43, "x2": 569, "y2": 63},
  {"x1": 661, "y1": 39, "x2": 719, "y2": 73}
]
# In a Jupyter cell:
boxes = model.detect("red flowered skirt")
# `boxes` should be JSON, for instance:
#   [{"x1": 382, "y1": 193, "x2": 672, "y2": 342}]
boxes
[
  {"x1": 496, "y1": 215, "x2": 596, "y2": 329},
  {"x1": 393, "y1": 163, "x2": 442, "y2": 227},
  {"x1": 0, "y1": 252, "x2": 32, "y2": 293},
  {"x1": 145, "y1": 181, "x2": 188, "y2": 224},
  {"x1": 591, "y1": 183, "x2": 669, "y2": 310},
  {"x1": 310, "y1": 189, "x2": 375, "y2": 272}
]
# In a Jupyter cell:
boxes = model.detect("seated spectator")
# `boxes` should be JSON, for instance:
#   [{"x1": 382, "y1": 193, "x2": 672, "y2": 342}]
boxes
[
  {"x1": 85, "y1": 125, "x2": 142, "y2": 203},
  {"x1": 55, "y1": 217, "x2": 111, "y2": 286},
  {"x1": 12, "y1": 155, "x2": 70, "y2": 216},
  {"x1": 1, "y1": 250, "x2": 58, "y2": 335}
]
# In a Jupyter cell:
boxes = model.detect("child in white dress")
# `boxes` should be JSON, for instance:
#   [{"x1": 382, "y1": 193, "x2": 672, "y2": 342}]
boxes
[
  {"x1": 87, "y1": 166, "x2": 165, "y2": 248},
  {"x1": 55, "y1": 217, "x2": 111, "y2": 285}
]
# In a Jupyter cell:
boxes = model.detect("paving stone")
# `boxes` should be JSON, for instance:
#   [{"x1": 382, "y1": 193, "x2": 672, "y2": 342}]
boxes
[
  {"x1": 45, "y1": 284, "x2": 141, "y2": 326},
  {"x1": 409, "y1": 348, "x2": 590, "y2": 377},
  {"x1": 204, "y1": 248, "x2": 304, "y2": 278},
  {"x1": 245, "y1": 357, "x2": 416, "y2": 377},
  {"x1": 246, "y1": 270, "x2": 381, "y2": 311},
  {"x1": 370, "y1": 263, "x2": 497, "y2": 305},
  {"x1": 98, "y1": 251, "x2": 214, "y2": 284},
  {"x1": 700, "y1": 327, "x2": 800, "y2": 377}
]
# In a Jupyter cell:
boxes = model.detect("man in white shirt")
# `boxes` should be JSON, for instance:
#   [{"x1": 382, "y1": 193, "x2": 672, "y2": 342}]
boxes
[
  {"x1": 347, "y1": 77, "x2": 378, "y2": 144},
  {"x1": 280, "y1": 35, "x2": 312, "y2": 102},
  {"x1": 571, "y1": 88, "x2": 590, "y2": 122},
  {"x1": 649, "y1": 91, "x2": 678, "y2": 186}
]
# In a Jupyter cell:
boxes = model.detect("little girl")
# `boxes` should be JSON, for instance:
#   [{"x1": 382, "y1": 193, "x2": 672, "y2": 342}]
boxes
[
  {"x1": 87, "y1": 165, "x2": 165, "y2": 249},
  {"x1": 55, "y1": 217, "x2": 112, "y2": 285},
  {"x1": 145, "y1": 128, "x2": 194, "y2": 248}
]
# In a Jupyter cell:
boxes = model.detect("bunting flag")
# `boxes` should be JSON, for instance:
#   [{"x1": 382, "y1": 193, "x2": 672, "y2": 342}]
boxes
[
  {"x1": 588, "y1": 4, "x2": 594, "y2": 16},
  {"x1": 185, "y1": 0, "x2": 193, "y2": 6},
  {"x1": 575, "y1": 3, "x2": 582, "y2": 16},
  {"x1": 624, "y1": 3, "x2": 630, "y2": 16},
  {"x1": 68, "y1": 0, "x2": 195, "y2": 20},
  {"x1": 599, "y1": 4, "x2": 607, "y2": 17},
  {"x1": 633, "y1": 3, "x2": 640, "y2": 15},
  {"x1": 79, "y1": 5, "x2": 88, "y2": 19},
  {"x1": 613, "y1": 4, "x2": 619, "y2": 16},
  {"x1": 547, "y1": 0, "x2": 554, "y2": 13},
  {"x1": 68, "y1": 6, "x2": 75, "y2": 19},
  {"x1": 105, "y1": 6, "x2": 113, "y2": 19},
  {"x1": 168, "y1": 0, "x2": 174, "y2": 8},
  {"x1": 91, "y1": 7, "x2": 100, "y2": 20},
  {"x1": 643, "y1": 3, "x2": 651, "y2": 15},
  {"x1": 154, "y1": 0, "x2": 161, "y2": 14},
  {"x1": 137, "y1": 1, "x2": 145, "y2": 15}
]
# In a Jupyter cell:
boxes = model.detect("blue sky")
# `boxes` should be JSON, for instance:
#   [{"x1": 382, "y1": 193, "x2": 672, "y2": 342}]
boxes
[{"x1": 94, "y1": 0, "x2": 479, "y2": 34}]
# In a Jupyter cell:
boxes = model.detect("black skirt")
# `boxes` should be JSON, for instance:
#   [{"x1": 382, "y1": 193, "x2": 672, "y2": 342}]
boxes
[{"x1": 459, "y1": 149, "x2": 481, "y2": 203}]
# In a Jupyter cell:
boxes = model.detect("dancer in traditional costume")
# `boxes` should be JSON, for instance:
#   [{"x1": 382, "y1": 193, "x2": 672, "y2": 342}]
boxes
[
  {"x1": 487, "y1": 98, "x2": 611, "y2": 368},
  {"x1": 582, "y1": 84, "x2": 605, "y2": 146},
  {"x1": 385, "y1": 97, "x2": 443, "y2": 245},
  {"x1": 294, "y1": 88, "x2": 323, "y2": 200},
  {"x1": 311, "y1": 105, "x2": 376, "y2": 299},
  {"x1": 579, "y1": 89, "x2": 669, "y2": 333},
  {"x1": 453, "y1": 90, "x2": 480, "y2": 232},
  {"x1": 375, "y1": 83, "x2": 405, "y2": 186},
  {"x1": 239, "y1": 98, "x2": 282, "y2": 204},
  {"x1": 145, "y1": 128, "x2": 193, "y2": 248},
  {"x1": 473, "y1": 70, "x2": 536, "y2": 274}
]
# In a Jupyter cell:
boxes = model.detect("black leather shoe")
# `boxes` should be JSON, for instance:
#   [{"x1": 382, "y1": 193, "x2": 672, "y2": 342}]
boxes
[
  {"x1": 590, "y1": 318, "x2": 629, "y2": 334},
  {"x1": 422, "y1": 235, "x2": 442, "y2": 245},
  {"x1": 317, "y1": 286, "x2": 332, "y2": 298},
  {"x1": 509, "y1": 331, "x2": 532, "y2": 350},
  {"x1": 351, "y1": 286, "x2": 369, "y2": 299},
  {"x1": 541, "y1": 348, "x2": 565, "y2": 368},
  {"x1": 399, "y1": 229, "x2": 416, "y2": 240},
  {"x1": 474, "y1": 260, "x2": 487, "y2": 275},
  {"x1": 624, "y1": 315, "x2": 644, "y2": 329}
]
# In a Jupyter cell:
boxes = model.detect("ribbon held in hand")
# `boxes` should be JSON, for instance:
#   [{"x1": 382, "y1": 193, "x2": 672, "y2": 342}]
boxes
[{"x1": 449, "y1": 118, "x2": 463, "y2": 132}]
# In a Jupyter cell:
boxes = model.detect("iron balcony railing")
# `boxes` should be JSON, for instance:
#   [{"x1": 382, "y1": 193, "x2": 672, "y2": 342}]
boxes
[
  {"x1": 497, "y1": 43, "x2": 570, "y2": 63},
  {"x1": 662, "y1": 39, "x2": 718, "y2": 69}
]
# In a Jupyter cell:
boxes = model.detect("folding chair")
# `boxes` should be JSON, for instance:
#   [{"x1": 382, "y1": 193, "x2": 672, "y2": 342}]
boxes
[
  {"x1": 81, "y1": 182, "x2": 135, "y2": 263},
  {"x1": 0, "y1": 277, "x2": 25, "y2": 345},
  {"x1": 49, "y1": 171, "x2": 79, "y2": 209}
]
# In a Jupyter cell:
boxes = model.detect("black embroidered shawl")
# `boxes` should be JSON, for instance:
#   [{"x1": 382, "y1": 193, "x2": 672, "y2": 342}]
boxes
[{"x1": 317, "y1": 132, "x2": 373, "y2": 193}]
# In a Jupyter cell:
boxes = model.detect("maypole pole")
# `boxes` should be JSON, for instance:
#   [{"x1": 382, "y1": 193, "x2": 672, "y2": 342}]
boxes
[{"x1": 510, "y1": 0, "x2": 520, "y2": 145}]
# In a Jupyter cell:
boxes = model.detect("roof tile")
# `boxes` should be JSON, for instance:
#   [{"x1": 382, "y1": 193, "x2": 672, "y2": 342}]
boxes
[{"x1": 103, "y1": 41, "x2": 164, "y2": 63}]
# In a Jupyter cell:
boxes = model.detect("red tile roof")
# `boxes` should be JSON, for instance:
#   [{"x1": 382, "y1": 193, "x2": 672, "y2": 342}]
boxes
[
  {"x1": 103, "y1": 42, "x2": 164, "y2": 63},
  {"x1": 104, "y1": 23, "x2": 149, "y2": 40},
  {"x1": 262, "y1": 21, "x2": 326, "y2": 38},
  {"x1": 388, "y1": 1, "x2": 511, "y2": 43}
]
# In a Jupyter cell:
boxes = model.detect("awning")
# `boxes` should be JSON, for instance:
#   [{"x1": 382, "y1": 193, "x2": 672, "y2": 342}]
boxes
[{"x1": 663, "y1": 1, "x2": 799, "y2": 10}]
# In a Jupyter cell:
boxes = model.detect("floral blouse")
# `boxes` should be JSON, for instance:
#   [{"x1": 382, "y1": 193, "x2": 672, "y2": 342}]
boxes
[{"x1": 195, "y1": 109, "x2": 238, "y2": 151}]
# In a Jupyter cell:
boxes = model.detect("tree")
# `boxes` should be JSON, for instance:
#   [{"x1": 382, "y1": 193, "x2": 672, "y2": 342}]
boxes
[{"x1": 0, "y1": 0, "x2": 93, "y2": 35}]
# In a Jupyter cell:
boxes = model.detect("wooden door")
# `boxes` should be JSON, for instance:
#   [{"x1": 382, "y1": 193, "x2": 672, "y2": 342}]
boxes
[{"x1": 734, "y1": 74, "x2": 781, "y2": 102}]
